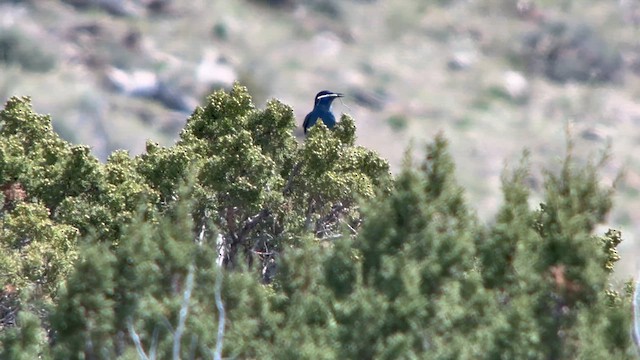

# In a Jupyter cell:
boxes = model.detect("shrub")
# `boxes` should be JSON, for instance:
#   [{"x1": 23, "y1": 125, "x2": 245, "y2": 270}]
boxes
[{"x1": 0, "y1": 29, "x2": 56, "y2": 72}]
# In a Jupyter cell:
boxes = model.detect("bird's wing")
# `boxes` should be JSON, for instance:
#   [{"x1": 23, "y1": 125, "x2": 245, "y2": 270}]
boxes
[{"x1": 302, "y1": 113, "x2": 313, "y2": 134}]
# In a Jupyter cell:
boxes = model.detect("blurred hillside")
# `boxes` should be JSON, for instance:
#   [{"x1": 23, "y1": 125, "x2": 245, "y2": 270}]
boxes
[{"x1": 1, "y1": 0, "x2": 639, "y2": 276}]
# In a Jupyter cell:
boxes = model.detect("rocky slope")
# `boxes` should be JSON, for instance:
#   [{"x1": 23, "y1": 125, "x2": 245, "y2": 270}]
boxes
[{"x1": 1, "y1": 0, "x2": 640, "y2": 276}]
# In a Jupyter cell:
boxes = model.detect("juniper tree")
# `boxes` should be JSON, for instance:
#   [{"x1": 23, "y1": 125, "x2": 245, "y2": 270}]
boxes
[
  {"x1": 477, "y1": 150, "x2": 633, "y2": 359},
  {"x1": 141, "y1": 84, "x2": 390, "y2": 273},
  {"x1": 0, "y1": 87, "x2": 634, "y2": 359},
  {"x1": 0, "y1": 85, "x2": 390, "y2": 357},
  {"x1": 327, "y1": 136, "x2": 495, "y2": 359},
  {"x1": 0, "y1": 310, "x2": 50, "y2": 360}
]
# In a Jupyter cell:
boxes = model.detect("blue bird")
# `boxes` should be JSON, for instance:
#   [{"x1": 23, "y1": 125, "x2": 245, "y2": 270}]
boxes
[{"x1": 302, "y1": 90, "x2": 344, "y2": 135}]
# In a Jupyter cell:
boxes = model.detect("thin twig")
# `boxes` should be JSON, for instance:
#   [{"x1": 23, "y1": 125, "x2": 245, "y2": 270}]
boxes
[{"x1": 338, "y1": 96, "x2": 352, "y2": 111}]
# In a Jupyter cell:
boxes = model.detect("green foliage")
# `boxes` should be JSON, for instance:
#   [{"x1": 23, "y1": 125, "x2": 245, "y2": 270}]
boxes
[
  {"x1": 0, "y1": 87, "x2": 633, "y2": 359},
  {"x1": 0, "y1": 97, "x2": 101, "y2": 211},
  {"x1": 0, "y1": 311, "x2": 49, "y2": 360},
  {"x1": 337, "y1": 135, "x2": 491, "y2": 359},
  {"x1": 171, "y1": 84, "x2": 389, "y2": 268},
  {"x1": 50, "y1": 244, "x2": 117, "y2": 359},
  {"x1": 268, "y1": 237, "x2": 339, "y2": 360},
  {"x1": 386, "y1": 114, "x2": 408, "y2": 132},
  {"x1": 0, "y1": 202, "x2": 78, "y2": 295},
  {"x1": 50, "y1": 189, "x2": 222, "y2": 359},
  {"x1": 476, "y1": 149, "x2": 633, "y2": 359},
  {"x1": 602, "y1": 229, "x2": 622, "y2": 272}
]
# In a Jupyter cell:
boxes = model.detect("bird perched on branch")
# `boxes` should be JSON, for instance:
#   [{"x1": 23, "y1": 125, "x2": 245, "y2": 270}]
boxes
[{"x1": 302, "y1": 90, "x2": 344, "y2": 135}]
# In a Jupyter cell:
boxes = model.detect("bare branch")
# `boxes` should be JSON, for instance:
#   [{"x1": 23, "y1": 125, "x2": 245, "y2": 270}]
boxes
[
  {"x1": 213, "y1": 269, "x2": 226, "y2": 360},
  {"x1": 197, "y1": 224, "x2": 206, "y2": 246},
  {"x1": 315, "y1": 202, "x2": 346, "y2": 237},
  {"x1": 251, "y1": 250, "x2": 275, "y2": 256},
  {"x1": 149, "y1": 327, "x2": 159, "y2": 360},
  {"x1": 173, "y1": 265, "x2": 195, "y2": 360},
  {"x1": 282, "y1": 162, "x2": 302, "y2": 196},
  {"x1": 304, "y1": 197, "x2": 315, "y2": 232},
  {"x1": 343, "y1": 220, "x2": 358, "y2": 235},
  {"x1": 127, "y1": 319, "x2": 150, "y2": 360},
  {"x1": 238, "y1": 208, "x2": 271, "y2": 239},
  {"x1": 633, "y1": 274, "x2": 640, "y2": 352},
  {"x1": 216, "y1": 233, "x2": 226, "y2": 267}
]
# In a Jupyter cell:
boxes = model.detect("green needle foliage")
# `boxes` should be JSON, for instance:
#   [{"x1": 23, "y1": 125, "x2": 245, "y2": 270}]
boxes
[{"x1": 0, "y1": 85, "x2": 634, "y2": 359}]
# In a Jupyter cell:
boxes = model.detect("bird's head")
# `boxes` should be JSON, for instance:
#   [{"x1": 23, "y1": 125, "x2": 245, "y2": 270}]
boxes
[{"x1": 314, "y1": 90, "x2": 344, "y2": 107}]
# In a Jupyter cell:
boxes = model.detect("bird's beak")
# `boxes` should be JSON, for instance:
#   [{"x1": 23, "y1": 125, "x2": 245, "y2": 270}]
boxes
[{"x1": 336, "y1": 93, "x2": 344, "y2": 98}]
